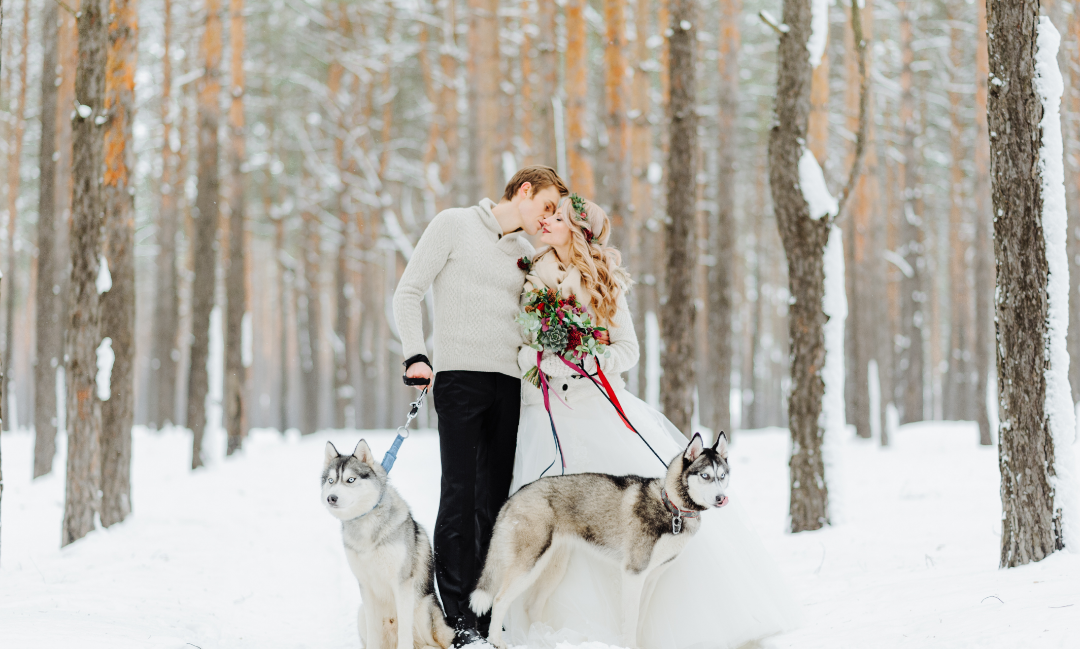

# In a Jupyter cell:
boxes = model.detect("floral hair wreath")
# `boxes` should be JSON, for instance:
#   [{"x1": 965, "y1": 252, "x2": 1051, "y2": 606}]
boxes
[{"x1": 568, "y1": 193, "x2": 600, "y2": 244}]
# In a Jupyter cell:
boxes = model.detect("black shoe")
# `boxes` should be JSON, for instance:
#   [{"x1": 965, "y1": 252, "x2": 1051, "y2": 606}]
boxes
[{"x1": 451, "y1": 626, "x2": 486, "y2": 648}]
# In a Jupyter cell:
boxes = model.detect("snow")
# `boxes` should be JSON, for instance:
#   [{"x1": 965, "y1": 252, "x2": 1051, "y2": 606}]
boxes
[
  {"x1": 2, "y1": 423, "x2": 1078, "y2": 648},
  {"x1": 95, "y1": 337, "x2": 114, "y2": 401},
  {"x1": 807, "y1": 0, "x2": 829, "y2": 67},
  {"x1": 96, "y1": 255, "x2": 112, "y2": 294},
  {"x1": 820, "y1": 226, "x2": 847, "y2": 519},
  {"x1": 798, "y1": 148, "x2": 838, "y2": 220},
  {"x1": 1034, "y1": 16, "x2": 1079, "y2": 552}
]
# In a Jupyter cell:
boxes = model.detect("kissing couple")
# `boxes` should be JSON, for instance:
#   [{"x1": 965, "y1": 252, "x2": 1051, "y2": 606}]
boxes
[{"x1": 392, "y1": 166, "x2": 797, "y2": 649}]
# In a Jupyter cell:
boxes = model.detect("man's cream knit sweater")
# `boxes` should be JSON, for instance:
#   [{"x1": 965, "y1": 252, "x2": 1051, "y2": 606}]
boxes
[{"x1": 393, "y1": 199, "x2": 534, "y2": 378}]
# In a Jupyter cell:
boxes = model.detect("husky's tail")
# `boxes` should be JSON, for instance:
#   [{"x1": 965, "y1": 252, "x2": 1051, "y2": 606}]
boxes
[{"x1": 469, "y1": 560, "x2": 498, "y2": 615}]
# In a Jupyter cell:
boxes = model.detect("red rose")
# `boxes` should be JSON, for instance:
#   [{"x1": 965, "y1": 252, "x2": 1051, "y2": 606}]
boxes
[{"x1": 567, "y1": 328, "x2": 583, "y2": 350}]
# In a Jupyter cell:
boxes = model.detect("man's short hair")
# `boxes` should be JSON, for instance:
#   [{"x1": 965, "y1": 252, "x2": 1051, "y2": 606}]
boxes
[{"x1": 503, "y1": 165, "x2": 570, "y2": 201}]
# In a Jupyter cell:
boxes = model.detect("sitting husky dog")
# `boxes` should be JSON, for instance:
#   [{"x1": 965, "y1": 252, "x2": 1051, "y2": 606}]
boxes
[
  {"x1": 323, "y1": 440, "x2": 454, "y2": 649},
  {"x1": 470, "y1": 432, "x2": 728, "y2": 649}
]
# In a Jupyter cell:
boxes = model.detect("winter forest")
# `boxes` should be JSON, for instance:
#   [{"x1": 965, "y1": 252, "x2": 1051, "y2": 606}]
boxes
[{"x1": 0, "y1": 0, "x2": 1079, "y2": 646}]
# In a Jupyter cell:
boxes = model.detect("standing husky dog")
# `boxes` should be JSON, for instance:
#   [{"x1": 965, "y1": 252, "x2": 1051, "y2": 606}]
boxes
[
  {"x1": 470, "y1": 432, "x2": 729, "y2": 649},
  {"x1": 323, "y1": 440, "x2": 455, "y2": 649}
]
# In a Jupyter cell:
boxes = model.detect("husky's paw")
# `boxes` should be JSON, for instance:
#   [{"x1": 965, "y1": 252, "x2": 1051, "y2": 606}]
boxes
[{"x1": 468, "y1": 590, "x2": 493, "y2": 615}]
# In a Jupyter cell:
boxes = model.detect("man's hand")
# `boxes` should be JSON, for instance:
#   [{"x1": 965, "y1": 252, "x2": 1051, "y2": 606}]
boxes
[
  {"x1": 595, "y1": 330, "x2": 611, "y2": 345},
  {"x1": 405, "y1": 362, "x2": 433, "y2": 390}
]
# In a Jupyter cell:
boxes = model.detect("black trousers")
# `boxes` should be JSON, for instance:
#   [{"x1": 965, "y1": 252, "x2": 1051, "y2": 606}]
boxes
[{"x1": 432, "y1": 370, "x2": 520, "y2": 630}]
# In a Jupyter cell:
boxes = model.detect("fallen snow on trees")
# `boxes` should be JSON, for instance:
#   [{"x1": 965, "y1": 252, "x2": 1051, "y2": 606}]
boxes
[
  {"x1": 95, "y1": 337, "x2": 114, "y2": 401},
  {"x1": 807, "y1": 0, "x2": 829, "y2": 67},
  {"x1": 96, "y1": 255, "x2": 112, "y2": 294},
  {"x1": 1034, "y1": 16, "x2": 1079, "y2": 552},
  {"x1": 798, "y1": 148, "x2": 838, "y2": 220},
  {"x1": 821, "y1": 225, "x2": 847, "y2": 520},
  {"x1": 1, "y1": 424, "x2": 1077, "y2": 647}
]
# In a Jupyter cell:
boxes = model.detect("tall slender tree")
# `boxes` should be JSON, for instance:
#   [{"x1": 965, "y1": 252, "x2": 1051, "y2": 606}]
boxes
[
  {"x1": 660, "y1": 0, "x2": 697, "y2": 436},
  {"x1": 604, "y1": 0, "x2": 628, "y2": 239},
  {"x1": 565, "y1": 0, "x2": 595, "y2": 197},
  {"x1": 34, "y1": 0, "x2": 63, "y2": 475},
  {"x1": 706, "y1": 0, "x2": 740, "y2": 437},
  {"x1": 628, "y1": 0, "x2": 654, "y2": 400},
  {"x1": 149, "y1": 0, "x2": 180, "y2": 429},
  {"x1": 224, "y1": 0, "x2": 248, "y2": 455},
  {"x1": 988, "y1": 2, "x2": 1074, "y2": 567},
  {"x1": 63, "y1": 0, "x2": 109, "y2": 546},
  {"x1": 187, "y1": 0, "x2": 223, "y2": 469},
  {"x1": 3, "y1": 0, "x2": 30, "y2": 432},
  {"x1": 99, "y1": 0, "x2": 138, "y2": 527},
  {"x1": 974, "y1": 0, "x2": 992, "y2": 446}
]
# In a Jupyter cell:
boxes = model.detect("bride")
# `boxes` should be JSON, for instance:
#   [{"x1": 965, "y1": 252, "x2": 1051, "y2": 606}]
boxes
[{"x1": 506, "y1": 195, "x2": 799, "y2": 649}]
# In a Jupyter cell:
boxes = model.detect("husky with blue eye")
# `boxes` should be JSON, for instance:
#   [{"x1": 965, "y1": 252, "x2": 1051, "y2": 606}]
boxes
[
  {"x1": 323, "y1": 440, "x2": 455, "y2": 649},
  {"x1": 469, "y1": 432, "x2": 729, "y2": 649}
]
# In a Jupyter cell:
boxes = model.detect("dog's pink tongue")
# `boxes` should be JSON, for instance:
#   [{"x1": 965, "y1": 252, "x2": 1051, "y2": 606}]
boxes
[{"x1": 717, "y1": 496, "x2": 729, "y2": 508}]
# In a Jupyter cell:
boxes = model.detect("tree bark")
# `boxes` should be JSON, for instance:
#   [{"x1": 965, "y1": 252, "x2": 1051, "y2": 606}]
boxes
[
  {"x1": 33, "y1": 0, "x2": 62, "y2": 474},
  {"x1": 299, "y1": 210, "x2": 321, "y2": 435},
  {"x1": 988, "y1": 0, "x2": 1065, "y2": 567},
  {"x1": 274, "y1": 216, "x2": 289, "y2": 433},
  {"x1": 149, "y1": 0, "x2": 179, "y2": 429},
  {"x1": 769, "y1": 0, "x2": 833, "y2": 532},
  {"x1": 945, "y1": 6, "x2": 972, "y2": 422},
  {"x1": 535, "y1": 0, "x2": 558, "y2": 168},
  {"x1": 707, "y1": 0, "x2": 739, "y2": 438},
  {"x1": 467, "y1": 0, "x2": 498, "y2": 201},
  {"x1": 974, "y1": 0, "x2": 992, "y2": 446},
  {"x1": 628, "y1": 0, "x2": 654, "y2": 399},
  {"x1": 99, "y1": 0, "x2": 138, "y2": 528},
  {"x1": 896, "y1": 0, "x2": 924, "y2": 424},
  {"x1": 660, "y1": 0, "x2": 697, "y2": 437},
  {"x1": 439, "y1": 0, "x2": 461, "y2": 207},
  {"x1": 604, "y1": 0, "x2": 629, "y2": 242},
  {"x1": 1069, "y1": 8, "x2": 1080, "y2": 413},
  {"x1": 565, "y1": 0, "x2": 595, "y2": 197},
  {"x1": 187, "y1": 0, "x2": 223, "y2": 469},
  {"x1": 63, "y1": 0, "x2": 108, "y2": 546},
  {"x1": 3, "y1": 0, "x2": 30, "y2": 432},
  {"x1": 224, "y1": 0, "x2": 247, "y2": 455}
]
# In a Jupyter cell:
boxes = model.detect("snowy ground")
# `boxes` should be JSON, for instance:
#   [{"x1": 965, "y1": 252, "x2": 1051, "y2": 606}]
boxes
[{"x1": 1, "y1": 422, "x2": 1077, "y2": 649}]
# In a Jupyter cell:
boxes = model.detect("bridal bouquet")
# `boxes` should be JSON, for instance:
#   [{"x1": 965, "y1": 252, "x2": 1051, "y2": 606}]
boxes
[{"x1": 517, "y1": 287, "x2": 609, "y2": 388}]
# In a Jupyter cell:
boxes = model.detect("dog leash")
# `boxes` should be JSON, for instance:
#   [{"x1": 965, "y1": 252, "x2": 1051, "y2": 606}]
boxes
[{"x1": 381, "y1": 385, "x2": 428, "y2": 473}]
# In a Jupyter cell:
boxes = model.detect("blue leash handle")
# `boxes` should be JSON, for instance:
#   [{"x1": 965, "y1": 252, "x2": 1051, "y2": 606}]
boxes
[{"x1": 381, "y1": 386, "x2": 428, "y2": 473}]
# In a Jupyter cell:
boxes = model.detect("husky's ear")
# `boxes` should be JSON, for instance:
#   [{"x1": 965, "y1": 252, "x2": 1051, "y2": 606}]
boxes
[
  {"x1": 713, "y1": 431, "x2": 729, "y2": 460},
  {"x1": 352, "y1": 439, "x2": 376, "y2": 466},
  {"x1": 324, "y1": 441, "x2": 340, "y2": 468},
  {"x1": 684, "y1": 432, "x2": 705, "y2": 462}
]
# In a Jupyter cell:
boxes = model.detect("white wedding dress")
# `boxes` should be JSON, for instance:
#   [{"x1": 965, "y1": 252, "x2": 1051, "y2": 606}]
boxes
[{"x1": 505, "y1": 252, "x2": 800, "y2": 649}]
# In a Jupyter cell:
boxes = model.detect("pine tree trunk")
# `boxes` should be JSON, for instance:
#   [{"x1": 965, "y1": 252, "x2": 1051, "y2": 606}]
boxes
[
  {"x1": 989, "y1": 0, "x2": 1069, "y2": 567},
  {"x1": 33, "y1": 0, "x2": 62, "y2": 475},
  {"x1": 99, "y1": 0, "x2": 137, "y2": 527},
  {"x1": 149, "y1": 0, "x2": 179, "y2": 430},
  {"x1": 187, "y1": 0, "x2": 223, "y2": 469},
  {"x1": 299, "y1": 211, "x2": 321, "y2": 435},
  {"x1": 974, "y1": 0, "x2": 992, "y2": 446},
  {"x1": 565, "y1": 0, "x2": 595, "y2": 197},
  {"x1": 769, "y1": 0, "x2": 832, "y2": 533},
  {"x1": 63, "y1": 0, "x2": 108, "y2": 546},
  {"x1": 628, "y1": 0, "x2": 653, "y2": 399},
  {"x1": 660, "y1": 0, "x2": 697, "y2": 437},
  {"x1": 707, "y1": 0, "x2": 739, "y2": 438},
  {"x1": 439, "y1": 0, "x2": 460, "y2": 206},
  {"x1": 3, "y1": 0, "x2": 30, "y2": 432},
  {"x1": 945, "y1": 8, "x2": 972, "y2": 422},
  {"x1": 1066, "y1": 9, "x2": 1080, "y2": 412},
  {"x1": 274, "y1": 216, "x2": 289, "y2": 433},
  {"x1": 224, "y1": 0, "x2": 247, "y2": 455},
  {"x1": 467, "y1": 0, "x2": 498, "y2": 201},
  {"x1": 604, "y1": 0, "x2": 628, "y2": 242},
  {"x1": 535, "y1": 0, "x2": 558, "y2": 167},
  {"x1": 897, "y1": 0, "x2": 924, "y2": 424}
]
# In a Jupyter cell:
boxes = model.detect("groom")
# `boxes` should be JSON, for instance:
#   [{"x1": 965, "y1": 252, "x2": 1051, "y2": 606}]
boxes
[{"x1": 393, "y1": 166, "x2": 569, "y2": 645}]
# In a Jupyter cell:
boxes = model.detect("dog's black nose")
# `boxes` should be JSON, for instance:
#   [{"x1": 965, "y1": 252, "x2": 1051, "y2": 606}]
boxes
[{"x1": 327, "y1": 494, "x2": 338, "y2": 505}]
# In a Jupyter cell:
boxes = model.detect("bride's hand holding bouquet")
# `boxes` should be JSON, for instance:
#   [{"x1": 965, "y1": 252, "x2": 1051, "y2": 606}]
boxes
[{"x1": 517, "y1": 287, "x2": 609, "y2": 388}]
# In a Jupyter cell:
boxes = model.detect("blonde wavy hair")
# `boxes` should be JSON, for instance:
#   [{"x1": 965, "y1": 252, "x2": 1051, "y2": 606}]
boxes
[{"x1": 544, "y1": 197, "x2": 631, "y2": 327}]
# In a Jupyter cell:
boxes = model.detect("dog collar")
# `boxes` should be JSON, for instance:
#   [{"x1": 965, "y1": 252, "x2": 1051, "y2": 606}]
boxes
[
  {"x1": 352, "y1": 486, "x2": 387, "y2": 521},
  {"x1": 662, "y1": 489, "x2": 700, "y2": 535}
]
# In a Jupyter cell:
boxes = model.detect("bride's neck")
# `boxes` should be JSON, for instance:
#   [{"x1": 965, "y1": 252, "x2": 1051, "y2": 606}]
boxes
[{"x1": 552, "y1": 244, "x2": 571, "y2": 265}]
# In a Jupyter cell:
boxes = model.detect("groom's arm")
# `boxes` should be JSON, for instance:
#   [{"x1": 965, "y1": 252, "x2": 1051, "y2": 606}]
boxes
[{"x1": 393, "y1": 211, "x2": 454, "y2": 376}]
